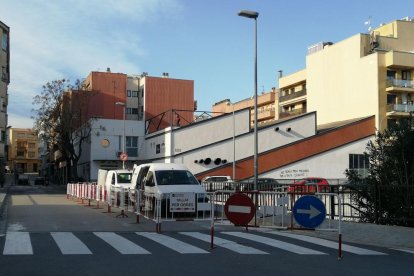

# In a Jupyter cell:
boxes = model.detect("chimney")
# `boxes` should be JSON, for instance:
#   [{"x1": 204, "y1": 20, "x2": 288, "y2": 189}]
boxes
[
  {"x1": 107, "y1": 67, "x2": 111, "y2": 72},
  {"x1": 162, "y1": 72, "x2": 169, "y2": 78}
]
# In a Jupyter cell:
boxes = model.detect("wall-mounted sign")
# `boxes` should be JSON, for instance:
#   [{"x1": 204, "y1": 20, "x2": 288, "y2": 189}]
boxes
[{"x1": 100, "y1": 139, "x2": 110, "y2": 148}]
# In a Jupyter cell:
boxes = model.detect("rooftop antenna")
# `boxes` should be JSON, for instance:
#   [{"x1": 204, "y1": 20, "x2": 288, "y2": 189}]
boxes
[{"x1": 364, "y1": 16, "x2": 372, "y2": 33}]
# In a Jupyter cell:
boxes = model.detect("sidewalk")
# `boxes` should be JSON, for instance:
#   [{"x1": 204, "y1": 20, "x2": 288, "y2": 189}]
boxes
[{"x1": 287, "y1": 219, "x2": 414, "y2": 249}]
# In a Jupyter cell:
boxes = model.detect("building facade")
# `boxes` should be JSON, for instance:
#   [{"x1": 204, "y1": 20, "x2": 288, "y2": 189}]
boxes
[
  {"x1": 7, "y1": 128, "x2": 40, "y2": 173},
  {"x1": 0, "y1": 21, "x2": 10, "y2": 166},
  {"x1": 70, "y1": 71, "x2": 195, "y2": 181},
  {"x1": 212, "y1": 87, "x2": 278, "y2": 126},
  {"x1": 279, "y1": 18, "x2": 414, "y2": 131}
]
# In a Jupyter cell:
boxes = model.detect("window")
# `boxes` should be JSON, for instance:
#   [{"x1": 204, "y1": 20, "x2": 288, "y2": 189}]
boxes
[
  {"x1": 402, "y1": 70, "x2": 411, "y2": 80},
  {"x1": 1, "y1": 33, "x2": 7, "y2": 51},
  {"x1": 28, "y1": 143, "x2": 36, "y2": 149},
  {"x1": 1, "y1": 66, "x2": 7, "y2": 81},
  {"x1": 117, "y1": 173, "x2": 132, "y2": 183},
  {"x1": 132, "y1": 91, "x2": 139, "y2": 97},
  {"x1": 28, "y1": 152, "x2": 35, "y2": 158},
  {"x1": 155, "y1": 170, "x2": 199, "y2": 185},
  {"x1": 126, "y1": 108, "x2": 138, "y2": 114},
  {"x1": 387, "y1": 94, "x2": 396, "y2": 104},
  {"x1": 387, "y1": 70, "x2": 396, "y2": 79},
  {"x1": 349, "y1": 154, "x2": 369, "y2": 177},
  {"x1": 127, "y1": 90, "x2": 131, "y2": 97},
  {"x1": 126, "y1": 136, "x2": 138, "y2": 157}
]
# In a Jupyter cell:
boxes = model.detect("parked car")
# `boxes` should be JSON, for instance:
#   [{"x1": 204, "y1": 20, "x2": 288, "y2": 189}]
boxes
[
  {"x1": 201, "y1": 175, "x2": 234, "y2": 190},
  {"x1": 34, "y1": 177, "x2": 46, "y2": 185},
  {"x1": 288, "y1": 177, "x2": 329, "y2": 193},
  {"x1": 18, "y1": 174, "x2": 29, "y2": 185}
]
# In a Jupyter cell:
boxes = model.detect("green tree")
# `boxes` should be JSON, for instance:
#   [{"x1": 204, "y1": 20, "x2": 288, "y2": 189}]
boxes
[
  {"x1": 32, "y1": 79, "x2": 95, "y2": 183},
  {"x1": 346, "y1": 117, "x2": 414, "y2": 226}
]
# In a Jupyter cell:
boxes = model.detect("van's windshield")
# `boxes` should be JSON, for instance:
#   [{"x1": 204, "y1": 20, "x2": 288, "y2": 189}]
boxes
[
  {"x1": 155, "y1": 170, "x2": 199, "y2": 185},
  {"x1": 117, "y1": 173, "x2": 132, "y2": 183}
]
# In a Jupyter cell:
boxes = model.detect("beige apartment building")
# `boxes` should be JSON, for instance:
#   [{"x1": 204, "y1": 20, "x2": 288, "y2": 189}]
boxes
[
  {"x1": 8, "y1": 128, "x2": 40, "y2": 173},
  {"x1": 279, "y1": 17, "x2": 414, "y2": 131},
  {"x1": 212, "y1": 87, "x2": 278, "y2": 126},
  {"x1": 0, "y1": 20, "x2": 10, "y2": 164}
]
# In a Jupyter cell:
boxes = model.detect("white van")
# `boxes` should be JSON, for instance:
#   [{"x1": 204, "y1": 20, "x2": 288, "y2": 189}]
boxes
[
  {"x1": 129, "y1": 163, "x2": 208, "y2": 213},
  {"x1": 97, "y1": 169, "x2": 133, "y2": 193}
]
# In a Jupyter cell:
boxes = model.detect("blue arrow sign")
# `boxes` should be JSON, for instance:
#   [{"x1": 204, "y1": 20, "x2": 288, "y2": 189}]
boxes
[{"x1": 293, "y1": 195, "x2": 326, "y2": 228}]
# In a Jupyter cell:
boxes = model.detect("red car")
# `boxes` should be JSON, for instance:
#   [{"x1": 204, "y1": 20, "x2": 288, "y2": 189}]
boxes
[{"x1": 288, "y1": 177, "x2": 329, "y2": 193}]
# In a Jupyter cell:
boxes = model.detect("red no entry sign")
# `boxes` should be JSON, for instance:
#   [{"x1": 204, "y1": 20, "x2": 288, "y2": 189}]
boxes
[
  {"x1": 120, "y1": 153, "x2": 128, "y2": 161},
  {"x1": 224, "y1": 193, "x2": 255, "y2": 226}
]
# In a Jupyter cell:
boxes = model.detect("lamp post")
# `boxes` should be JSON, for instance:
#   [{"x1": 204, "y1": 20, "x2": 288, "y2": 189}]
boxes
[
  {"x1": 115, "y1": 102, "x2": 126, "y2": 169},
  {"x1": 238, "y1": 9, "x2": 259, "y2": 191},
  {"x1": 227, "y1": 102, "x2": 236, "y2": 180}
]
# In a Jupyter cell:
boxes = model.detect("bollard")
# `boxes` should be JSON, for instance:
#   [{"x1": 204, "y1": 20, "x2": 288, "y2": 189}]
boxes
[
  {"x1": 210, "y1": 226, "x2": 215, "y2": 250},
  {"x1": 338, "y1": 233, "x2": 343, "y2": 260}
]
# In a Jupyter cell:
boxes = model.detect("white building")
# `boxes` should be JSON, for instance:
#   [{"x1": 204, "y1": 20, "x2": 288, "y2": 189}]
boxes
[{"x1": 78, "y1": 108, "x2": 374, "y2": 182}]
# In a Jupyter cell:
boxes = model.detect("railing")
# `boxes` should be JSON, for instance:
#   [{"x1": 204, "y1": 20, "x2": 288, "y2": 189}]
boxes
[
  {"x1": 387, "y1": 103, "x2": 414, "y2": 113},
  {"x1": 279, "y1": 89, "x2": 307, "y2": 102},
  {"x1": 201, "y1": 179, "x2": 414, "y2": 226},
  {"x1": 66, "y1": 180, "x2": 414, "y2": 229},
  {"x1": 386, "y1": 78, "x2": 414, "y2": 89},
  {"x1": 279, "y1": 108, "x2": 307, "y2": 119},
  {"x1": 145, "y1": 109, "x2": 224, "y2": 134}
]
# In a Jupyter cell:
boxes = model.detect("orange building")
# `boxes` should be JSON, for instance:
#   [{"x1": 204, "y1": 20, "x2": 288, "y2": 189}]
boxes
[
  {"x1": 212, "y1": 87, "x2": 278, "y2": 126},
  {"x1": 143, "y1": 75, "x2": 194, "y2": 133},
  {"x1": 83, "y1": 70, "x2": 127, "y2": 121},
  {"x1": 63, "y1": 70, "x2": 195, "y2": 134}
]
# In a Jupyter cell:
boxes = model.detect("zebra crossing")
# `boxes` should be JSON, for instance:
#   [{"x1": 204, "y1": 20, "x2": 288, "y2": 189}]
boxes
[{"x1": 0, "y1": 230, "x2": 409, "y2": 256}]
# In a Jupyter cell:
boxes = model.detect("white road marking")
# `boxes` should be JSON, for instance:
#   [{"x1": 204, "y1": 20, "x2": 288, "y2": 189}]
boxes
[
  {"x1": 51, "y1": 232, "x2": 92, "y2": 255},
  {"x1": 180, "y1": 232, "x2": 268, "y2": 254},
  {"x1": 224, "y1": 232, "x2": 326, "y2": 255},
  {"x1": 254, "y1": 229, "x2": 387, "y2": 255},
  {"x1": 94, "y1": 232, "x2": 150, "y2": 254},
  {"x1": 3, "y1": 232, "x2": 33, "y2": 255},
  {"x1": 137, "y1": 232, "x2": 209, "y2": 254},
  {"x1": 391, "y1": 248, "x2": 414, "y2": 254}
]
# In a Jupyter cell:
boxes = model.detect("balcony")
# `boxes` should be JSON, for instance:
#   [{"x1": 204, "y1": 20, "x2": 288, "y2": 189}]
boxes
[
  {"x1": 386, "y1": 104, "x2": 414, "y2": 116},
  {"x1": 386, "y1": 79, "x2": 414, "y2": 93},
  {"x1": 257, "y1": 109, "x2": 275, "y2": 120},
  {"x1": 279, "y1": 108, "x2": 307, "y2": 119},
  {"x1": 279, "y1": 89, "x2": 307, "y2": 103}
]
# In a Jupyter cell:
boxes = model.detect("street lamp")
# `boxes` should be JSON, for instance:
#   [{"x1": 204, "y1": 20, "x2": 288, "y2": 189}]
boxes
[
  {"x1": 115, "y1": 102, "x2": 126, "y2": 169},
  {"x1": 238, "y1": 9, "x2": 259, "y2": 191},
  {"x1": 227, "y1": 102, "x2": 236, "y2": 180}
]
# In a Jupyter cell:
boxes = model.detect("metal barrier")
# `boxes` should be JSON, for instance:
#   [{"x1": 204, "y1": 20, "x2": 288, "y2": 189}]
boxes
[{"x1": 134, "y1": 190, "x2": 214, "y2": 232}]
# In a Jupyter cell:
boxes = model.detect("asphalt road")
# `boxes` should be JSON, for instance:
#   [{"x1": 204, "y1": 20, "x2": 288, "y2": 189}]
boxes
[{"x1": 0, "y1": 185, "x2": 413, "y2": 276}]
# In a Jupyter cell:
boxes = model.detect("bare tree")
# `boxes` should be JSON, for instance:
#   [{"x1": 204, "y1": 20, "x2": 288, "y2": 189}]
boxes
[{"x1": 32, "y1": 79, "x2": 96, "y2": 183}]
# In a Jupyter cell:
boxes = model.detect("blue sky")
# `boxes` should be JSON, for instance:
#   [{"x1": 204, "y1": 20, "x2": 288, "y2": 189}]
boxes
[{"x1": 2, "y1": 0, "x2": 414, "y2": 128}]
